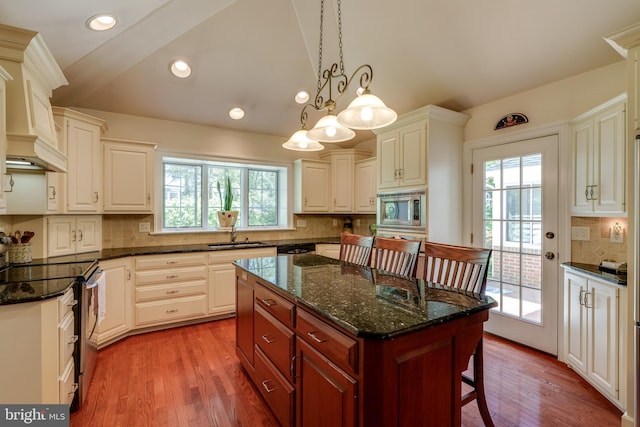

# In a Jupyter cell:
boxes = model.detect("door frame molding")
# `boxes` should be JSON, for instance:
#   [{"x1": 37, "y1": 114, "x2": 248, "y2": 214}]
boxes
[{"x1": 462, "y1": 121, "x2": 571, "y2": 358}]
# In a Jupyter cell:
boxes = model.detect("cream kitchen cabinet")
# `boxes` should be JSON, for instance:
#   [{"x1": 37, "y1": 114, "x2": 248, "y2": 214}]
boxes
[
  {"x1": 103, "y1": 138, "x2": 156, "y2": 213},
  {"x1": 208, "y1": 247, "x2": 276, "y2": 316},
  {"x1": 315, "y1": 243, "x2": 340, "y2": 260},
  {"x1": 134, "y1": 253, "x2": 208, "y2": 328},
  {"x1": 47, "y1": 215, "x2": 102, "y2": 257},
  {"x1": 46, "y1": 172, "x2": 62, "y2": 213},
  {"x1": 294, "y1": 159, "x2": 331, "y2": 213},
  {"x1": 52, "y1": 107, "x2": 107, "y2": 213},
  {"x1": 570, "y1": 96, "x2": 626, "y2": 216},
  {"x1": 0, "y1": 287, "x2": 77, "y2": 405},
  {"x1": 563, "y1": 268, "x2": 625, "y2": 408},
  {"x1": 96, "y1": 257, "x2": 133, "y2": 347},
  {"x1": 377, "y1": 121, "x2": 426, "y2": 189},
  {"x1": 0, "y1": 67, "x2": 9, "y2": 213},
  {"x1": 355, "y1": 157, "x2": 377, "y2": 213},
  {"x1": 319, "y1": 150, "x2": 370, "y2": 213}
]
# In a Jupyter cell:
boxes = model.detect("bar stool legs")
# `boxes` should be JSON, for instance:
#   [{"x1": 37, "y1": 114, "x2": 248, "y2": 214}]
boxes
[{"x1": 461, "y1": 338, "x2": 494, "y2": 427}]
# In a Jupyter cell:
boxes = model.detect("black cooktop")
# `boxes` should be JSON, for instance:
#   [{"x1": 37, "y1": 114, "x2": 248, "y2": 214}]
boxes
[{"x1": 0, "y1": 256, "x2": 98, "y2": 305}]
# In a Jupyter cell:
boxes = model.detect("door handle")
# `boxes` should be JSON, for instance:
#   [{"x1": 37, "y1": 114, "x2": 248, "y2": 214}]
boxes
[{"x1": 544, "y1": 252, "x2": 555, "y2": 260}]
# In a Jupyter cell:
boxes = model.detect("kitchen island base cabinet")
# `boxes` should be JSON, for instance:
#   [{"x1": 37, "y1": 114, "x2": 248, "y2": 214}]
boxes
[{"x1": 236, "y1": 264, "x2": 490, "y2": 427}]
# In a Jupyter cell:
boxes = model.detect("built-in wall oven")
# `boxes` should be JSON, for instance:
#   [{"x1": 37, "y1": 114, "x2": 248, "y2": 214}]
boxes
[{"x1": 377, "y1": 189, "x2": 427, "y2": 235}]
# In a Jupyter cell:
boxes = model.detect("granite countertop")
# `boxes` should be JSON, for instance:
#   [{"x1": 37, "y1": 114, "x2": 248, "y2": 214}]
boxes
[
  {"x1": 561, "y1": 262, "x2": 627, "y2": 286},
  {"x1": 234, "y1": 253, "x2": 497, "y2": 339}
]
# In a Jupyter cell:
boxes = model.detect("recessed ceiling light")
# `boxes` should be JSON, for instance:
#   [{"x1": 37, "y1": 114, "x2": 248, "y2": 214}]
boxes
[
  {"x1": 229, "y1": 108, "x2": 245, "y2": 120},
  {"x1": 86, "y1": 14, "x2": 117, "y2": 31},
  {"x1": 169, "y1": 60, "x2": 192, "y2": 78},
  {"x1": 295, "y1": 91, "x2": 309, "y2": 104}
]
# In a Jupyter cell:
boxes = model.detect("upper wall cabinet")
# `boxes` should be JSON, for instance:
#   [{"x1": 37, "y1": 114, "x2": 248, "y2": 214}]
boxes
[
  {"x1": 294, "y1": 159, "x2": 331, "y2": 213},
  {"x1": 103, "y1": 138, "x2": 156, "y2": 213},
  {"x1": 0, "y1": 66, "x2": 10, "y2": 214},
  {"x1": 52, "y1": 107, "x2": 107, "y2": 213},
  {"x1": 570, "y1": 96, "x2": 626, "y2": 216},
  {"x1": 354, "y1": 157, "x2": 377, "y2": 213},
  {"x1": 319, "y1": 149, "x2": 371, "y2": 213},
  {"x1": 374, "y1": 105, "x2": 469, "y2": 193}
]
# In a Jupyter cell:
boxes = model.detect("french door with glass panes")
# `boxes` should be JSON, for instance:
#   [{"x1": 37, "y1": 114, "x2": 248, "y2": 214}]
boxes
[{"x1": 472, "y1": 135, "x2": 558, "y2": 355}]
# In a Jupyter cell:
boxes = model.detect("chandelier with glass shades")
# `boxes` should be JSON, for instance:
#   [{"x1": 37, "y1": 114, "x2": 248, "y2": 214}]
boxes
[{"x1": 283, "y1": 0, "x2": 397, "y2": 151}]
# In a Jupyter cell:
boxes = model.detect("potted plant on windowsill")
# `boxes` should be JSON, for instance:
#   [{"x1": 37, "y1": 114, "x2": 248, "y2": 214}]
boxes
[{"x1": 217, "y1": 177, "x2": 238, "y2": 229}]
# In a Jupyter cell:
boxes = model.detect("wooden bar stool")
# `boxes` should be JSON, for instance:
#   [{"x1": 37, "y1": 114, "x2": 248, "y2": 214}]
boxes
[
  {"x1": 372, "y1": 236, "x2": 421, "y2": 277},
  {"x1": 423, "y1": 241, "x2": 494, "y2": 427},
  {"x1": 339, "y1": 232, "x2": 374, "y2": 266}
]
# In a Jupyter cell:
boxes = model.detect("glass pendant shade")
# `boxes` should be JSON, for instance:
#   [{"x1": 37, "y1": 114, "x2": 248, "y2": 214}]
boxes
[
  {"x1": 282, "y1": 129, "x2": 325, "y2": 151},
  {"x1": 337, "y1": 93, "x2": 398, "y2": 130},
  {"x1": 307, "y1": 113, "x2": 356, "y2": 142}
]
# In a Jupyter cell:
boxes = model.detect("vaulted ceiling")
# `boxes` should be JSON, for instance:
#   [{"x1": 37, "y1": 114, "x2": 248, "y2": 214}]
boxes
[{"x1": 1, "y1": 0, "x2": 638, "y2": 145}]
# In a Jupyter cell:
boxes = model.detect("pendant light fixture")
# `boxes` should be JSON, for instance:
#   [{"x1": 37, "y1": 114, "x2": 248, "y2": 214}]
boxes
[{"x1": 283, "y1": 0, "x2": 397, "y2": 151}]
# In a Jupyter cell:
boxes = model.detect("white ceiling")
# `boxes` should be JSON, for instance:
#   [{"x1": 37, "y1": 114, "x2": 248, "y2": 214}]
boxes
[{"x1": 0, "y1": 0, "x2": 639, "y2": 146}]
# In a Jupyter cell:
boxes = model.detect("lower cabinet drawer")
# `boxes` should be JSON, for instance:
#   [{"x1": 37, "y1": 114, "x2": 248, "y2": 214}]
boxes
[
  {"x1": 255, "y1": 304, "x2": 294, "y2": 382},
  {"x1": 254, "y1": 347, "x2": 294, "y2": 427},
  {"x1": 135, "y1": 280, "x2": 207, "y2": 302},
  {"x1": 59, "y1": 358, "x2": 76, "y2": 405},
  {"x1": 58, "y1": 312, "x2": 77, "y2": 373},
  {"x1": 135, "y1": 295, "x2": 207, "y2": 326}
]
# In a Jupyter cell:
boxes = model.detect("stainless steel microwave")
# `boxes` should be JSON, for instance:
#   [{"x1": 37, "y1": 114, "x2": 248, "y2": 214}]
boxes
[{"x1": 377, "y1": 189, "x2": 427, "y2": 231}]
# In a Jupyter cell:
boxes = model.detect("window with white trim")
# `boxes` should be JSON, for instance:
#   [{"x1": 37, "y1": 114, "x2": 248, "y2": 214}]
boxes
[{"x1": 162, "y1": 156, "x2": 288, "y2": 231}]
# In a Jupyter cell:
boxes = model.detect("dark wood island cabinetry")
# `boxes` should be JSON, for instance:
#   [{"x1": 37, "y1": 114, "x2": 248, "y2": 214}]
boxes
[{"x1": 235, "y1": 254, "x2": 495, "y2": 427}]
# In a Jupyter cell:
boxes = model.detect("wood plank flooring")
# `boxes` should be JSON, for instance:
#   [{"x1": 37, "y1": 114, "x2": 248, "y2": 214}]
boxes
[{"x1": 71, "y1": 319, "x2": 622, "y2": 427}]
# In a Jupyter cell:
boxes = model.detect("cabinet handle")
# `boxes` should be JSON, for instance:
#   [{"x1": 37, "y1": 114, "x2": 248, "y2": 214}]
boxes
[
  {"x1": 261, "y1": 298, "x2": 276, "y2": 307},
  {"x1": 334, "y1": 198, "x2": 336, "y2": 207},
  {"x1": 78, "y1": 229, "x2": 83, "y2": 241},
  {"x1": 147, "y1": 193, "x2": 151, "y2": 204},
  {"x1": 67, "y1": 300, "x2": 78, "y2": 308},
  {"x1": 304, "y1": 197, "x2": 308, "y2": 207},
  {"x1": 166, "y1": 308, "x2": 179, "y2": 314},
  {"x1": 166, "y1": 289, "x2": 180, "y2": 294},
  {"x1": 126, "y1": 269, "x2": 131, "y2": 280},
  {"x1": 590, "y1": 185, "x2": 597, "y2": 201},
  {"x1": 290, "y1": 355, "x2": 297, "y2": 378},
  {"x1": 69, "y1": 383, "x2": 79, "y2": 395},
  {"x1": 94, "y1": 191, "x2": 99, "y2": 203},
  {"x1": 72, "y1": 230, "x2": 77, "y2": 242},
  {"x1": 68, "y1": 335, "x2": 79, "y2": 345},
  {"x1": 166, "y1": 260, "x2": 179, "y2": 264},
  {"x1": 578, "y1": 289, "x2": 585, "y2": 306},
  {"x1": 261, "y1": 380, "x2": 276, "y2": 393},
  {"x1": 261, "y1": 334, "x2": 276, "y2": 344},
  {"x1": 398, "y1": 168, "x2": 403, "y2": 180},
  {"x1": 584, "y1": 187, "x2": 590, "y2": 200},
  {"x1": 48, "y1": 186, "x2": 56, "y2": 200},
  {"x1": 307, "y1": 331, "x2": 327, "y2": 343},
  {"x1": 166, "y1": 274, "x2": 179, "y2": 279},
  {"x1": 584, "y1": 291, "x2": 592, "y2": 309}
]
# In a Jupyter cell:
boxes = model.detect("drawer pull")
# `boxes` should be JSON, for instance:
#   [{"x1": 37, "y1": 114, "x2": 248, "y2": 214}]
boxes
[
  {"x1": 261, "y1": 334, "x2": 276, "y2": 344},
  {"x1": 166, "y1": 309, "x2": 179, "y2": 314},
  {"x1": 261, "y1": 298, "x2": 276, "y2": 307},
  {"x1": 166, "y1": 290, "x2": 180, "y2": 294},
  {"x1": 166, "y1": 261, "x2": 179, "y2": 264},
  {"x1": 68, "y1": 335, "x2": 79, "y2": 345},
  {"x1": 261, "y1": 379, "x2": 276, "y2": 393},
  {"x1": 166, "y1": 275, "x2": 179, "y2": 279},
  {"x1": 69, "y1": 383, "x2": 79, "y2": 395},
  {"x1": 67, "y1": 300, "x2": 78, "y2": 308},
  {"x1": 307, "y1": 331, "x2": 327, "y2": 343}
]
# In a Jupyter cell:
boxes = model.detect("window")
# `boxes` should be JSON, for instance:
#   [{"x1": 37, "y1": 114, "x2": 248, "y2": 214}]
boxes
[{"x1": 162, "y1": 156, "x2": 288, "y2": 231}]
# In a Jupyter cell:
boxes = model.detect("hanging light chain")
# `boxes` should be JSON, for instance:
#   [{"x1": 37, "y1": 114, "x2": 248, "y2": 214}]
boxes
[
  {"x1": 337, "y1": 0, "x2": 345, "y2": 75},
  {"x1": 317, "y1": 0, "x2": 325, "y2": 93}
]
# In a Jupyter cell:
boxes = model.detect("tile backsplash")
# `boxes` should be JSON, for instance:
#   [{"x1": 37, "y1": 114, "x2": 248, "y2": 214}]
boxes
[{"x1": 571, "y1": 216, "x2": 628, "y2": 265}]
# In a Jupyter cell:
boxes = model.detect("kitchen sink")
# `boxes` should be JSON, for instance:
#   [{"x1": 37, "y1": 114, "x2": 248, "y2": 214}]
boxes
[{"x1": 208, "y1": 241, "x2": 266, "y2": 250}]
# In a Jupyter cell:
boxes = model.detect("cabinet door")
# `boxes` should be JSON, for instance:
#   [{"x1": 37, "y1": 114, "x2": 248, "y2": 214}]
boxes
[
  {"x1": 331, "y1": 154, "x2": 353, "y2": 212},
  {"x1": 593, "y1": 103, "x2": 625, "y2": 214},
  {"x1": 103, "y1": 140, "x2": 155, "y2": 213},
  {"x1": 236, "y1": 272, "x2": 255, "y2": 366},
  {"x1": 97, "y1": 258, "x2": 132, "y2": 346},
  {"x1": 399, "y1": 123, "x2": 426, "y2": 188},
  {"x1": 46, "y1": 172, "x2": 62, "y2": 213},
  {"x1": 47, "y1": 217, "x2": 76, "y2": 257},
  {"x1": 571, "y1": 118, "x2": 593, "y2": 215},
  {"x1": 208, "y1": 263, "x2": 236, "y2": 315},
  {"x1": 75, "y1": 216, "x2": 102, "y2": 253},
  {"x1": 300, "y1": 161, "x2": 330, "y2": 212},
  {"x1": 66, "y1": 118, "x2": 102, "y2": 212},
  {"x1": 377, "y1": 132, "x2": 399, "y2": 189},
  {"x1": 315, "y1": 244, "x2": 340, "y2": 260},
  {"x1": 587, "y1": 280, "x2": 618, "y2": 398},
  {"x1": 355, "y1": 158, "x2": 376, "y2": 213},
  {"x1": 564, "y1": 272, "x2": 587, "y2": 373},
  {"x1": 296, "y1": 338, "x2": 357, "y2": 427}
]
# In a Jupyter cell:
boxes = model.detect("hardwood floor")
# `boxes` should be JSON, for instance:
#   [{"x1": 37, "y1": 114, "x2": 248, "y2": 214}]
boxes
[{"x1": 71, "y1": 319, "x2": 622, "y2": 427}]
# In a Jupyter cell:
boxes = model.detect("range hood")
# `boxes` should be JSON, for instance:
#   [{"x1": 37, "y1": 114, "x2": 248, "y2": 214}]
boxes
[{"x1": 0, "y1": 24, "x2": 68, "y2": 172}]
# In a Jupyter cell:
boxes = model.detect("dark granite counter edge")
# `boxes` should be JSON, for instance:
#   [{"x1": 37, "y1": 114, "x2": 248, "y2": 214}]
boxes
[
  {"x1": 561, "y1": 262, "x2": 627, "y2": 286},
  {"x1": 0, "y1": 287, "x2": 71, "y2": 306}
]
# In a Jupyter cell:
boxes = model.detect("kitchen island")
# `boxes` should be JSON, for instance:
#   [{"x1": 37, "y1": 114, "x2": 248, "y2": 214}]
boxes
[{"x1": 234, "y1": 254, "x2": 496, "y2": 427}]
